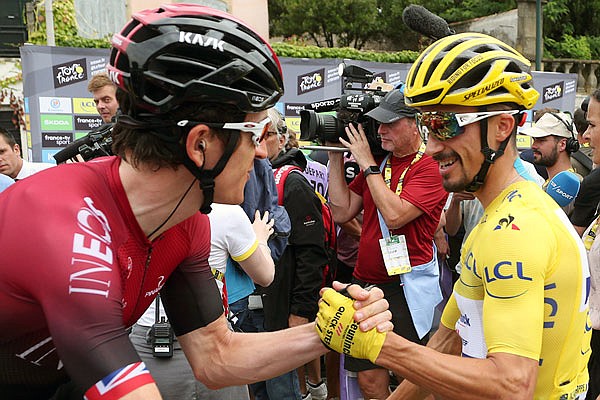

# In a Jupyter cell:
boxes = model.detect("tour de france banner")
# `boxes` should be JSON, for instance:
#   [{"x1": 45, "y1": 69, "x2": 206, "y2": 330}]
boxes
[
  {"x1": 20, "y1": 45, "x2": 111, "y2": 163},
  {"x1": 20, "y1": 46, "x2": 577, "y2": 162},
  {"x1": 277, "y1": 57, "x2": 412, "y2": 133}
]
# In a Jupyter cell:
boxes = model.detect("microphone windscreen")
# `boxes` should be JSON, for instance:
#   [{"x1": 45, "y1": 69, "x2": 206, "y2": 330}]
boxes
[
  {"x1": 545, "y1": 170, "x2": 581, "y2": 207},
  {"x1": 402, "y1": 5, "x2": 455, "y2": 40}
]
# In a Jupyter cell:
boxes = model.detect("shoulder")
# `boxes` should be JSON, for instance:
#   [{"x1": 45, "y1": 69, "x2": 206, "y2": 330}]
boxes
[
  {"x1": 208, "y1": 204, "x2": 250, "y2": 231},
  {"x1": 486, "y1": 182, "x2": 567, "y2": 243}
]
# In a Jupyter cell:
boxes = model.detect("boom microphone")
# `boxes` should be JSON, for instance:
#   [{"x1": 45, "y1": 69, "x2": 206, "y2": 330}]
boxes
[
  {"x1": 545, "y1": 170, "x2": 581, "y2": 207},
  {"x1": 402, "y1": 5, "x2": 455, "y2": 40}
]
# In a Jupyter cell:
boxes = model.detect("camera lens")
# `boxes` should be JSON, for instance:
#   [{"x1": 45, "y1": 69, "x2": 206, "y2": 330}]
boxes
[{"x1": 300, "y1": 110, "x2": 345, "y2": 143}]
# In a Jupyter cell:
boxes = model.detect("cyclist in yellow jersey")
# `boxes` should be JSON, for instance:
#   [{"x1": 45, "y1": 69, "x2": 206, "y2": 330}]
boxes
[{"x1": 372, "y1": 32, "x2": 591, "y2": 400}]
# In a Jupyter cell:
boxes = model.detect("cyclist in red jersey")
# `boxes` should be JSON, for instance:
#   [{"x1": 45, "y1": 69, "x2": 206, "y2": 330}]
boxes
[{"x1": 0, "y1": 4, "x2": 392, "y2": 399}]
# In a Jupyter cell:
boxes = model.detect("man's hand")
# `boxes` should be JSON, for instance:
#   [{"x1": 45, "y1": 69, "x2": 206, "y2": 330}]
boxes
[
  {"x1": 315, "y1": 282, "x2": 392, "y2": 363},
  {"x1": 339, "y1": 123, "x2": 377, "y2": 171},
  {"x1": 451, "y1": 191, "x2": 476, "y2": 203},
  {"x1": 252, "y1": 209, "x2": 275, "y2": 244}
]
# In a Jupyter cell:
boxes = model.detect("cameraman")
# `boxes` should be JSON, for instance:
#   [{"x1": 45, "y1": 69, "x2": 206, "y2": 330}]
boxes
[
  {"x1": 54, "y1": 74, "x2": 119, "y2": 164},
  {"x1": 326, "y1": 89, "x2": 448, "y2": 399},
  {"x1": 87, "y1": 72, "x2": 119, "y2": 124}
]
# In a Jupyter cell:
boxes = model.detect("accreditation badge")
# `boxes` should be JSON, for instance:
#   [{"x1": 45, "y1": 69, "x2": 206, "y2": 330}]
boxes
[{"x1": 379, "y1": 234, "x2": 412, "y2": 275}]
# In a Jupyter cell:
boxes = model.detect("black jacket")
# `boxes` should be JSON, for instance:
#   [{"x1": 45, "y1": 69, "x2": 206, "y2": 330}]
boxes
[{"x1": 262, "y1": 148, "x2": 329, "y2": 331}]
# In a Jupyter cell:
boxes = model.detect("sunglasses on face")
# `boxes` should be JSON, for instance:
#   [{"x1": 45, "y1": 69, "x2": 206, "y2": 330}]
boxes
[
  {"x1": 415, "y1": 110, "x2": 521, "y2": 142},
  {"x1": 177, "y1": 117, "x2": 272, "y2": 147}
]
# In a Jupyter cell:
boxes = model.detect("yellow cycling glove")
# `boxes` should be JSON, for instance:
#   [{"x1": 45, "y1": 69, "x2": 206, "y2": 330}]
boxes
[{"x1": 315, "y1": 288, "x2": 386, "y2": 363}]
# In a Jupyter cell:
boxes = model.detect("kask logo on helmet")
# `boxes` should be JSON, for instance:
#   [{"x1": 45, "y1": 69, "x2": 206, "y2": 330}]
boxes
[
  {"x1": 179, "y1": 31, "x2": 225, "y2": 51},
  {"x1": 462, "y1": 78, "x2": 505, "y2": 102}
]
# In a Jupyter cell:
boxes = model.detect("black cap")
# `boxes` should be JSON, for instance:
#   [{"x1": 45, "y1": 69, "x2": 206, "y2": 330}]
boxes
[{"x1": 365, "y1": 89, "x2": 418, "y2": 123}]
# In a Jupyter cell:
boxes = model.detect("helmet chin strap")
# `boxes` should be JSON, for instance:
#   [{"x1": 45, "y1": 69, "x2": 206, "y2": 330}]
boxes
[
  {"x1": 464, "y1": 118, "x2": 511, "y2": 192},
  {"x1": 117, "y1": 114, "x2": 241, "y2": 214},
  {"x1": 181, "y1": 131, "x2": 240, "y2": 214}
]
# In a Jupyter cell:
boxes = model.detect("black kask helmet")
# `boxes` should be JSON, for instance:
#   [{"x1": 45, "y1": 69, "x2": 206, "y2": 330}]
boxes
[
  {"x1": 108, "y1": 3, "x2": 284, "y2": 115},
  {"x1": 108, "y1": 4, "x2": 284, "y2": 215}
]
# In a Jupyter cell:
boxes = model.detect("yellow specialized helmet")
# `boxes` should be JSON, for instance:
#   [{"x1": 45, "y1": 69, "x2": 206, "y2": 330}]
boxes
[{"x1": 404, "y1": 33, "x2": 539, "y2": 110}]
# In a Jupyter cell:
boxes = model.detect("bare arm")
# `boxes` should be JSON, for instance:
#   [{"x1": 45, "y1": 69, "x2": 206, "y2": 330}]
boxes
[
  {"x1": 179, "y1": 283, "x2": 392, "y2": 389},
  {"x1": 339, "y1": 216, "x2": 362, "y2": 238},
  {"x1": 381, "y1": 325, "x2": 538, "y2": 400},
  {"x1": 445, "y1": 192, "x2": 476, "y2": 236},
  {"x1": 327, "y1": 149, "x2": 364, "y2": 224},
  {"x1": 179, "y1": 315, "x2": 325, "y2": 389},
  {"x1": 433, "y1": 212, "x2": 449, "y2": 259},
  {"x1": 237, "y1": 210, "x2": 275, "y2": 287}
]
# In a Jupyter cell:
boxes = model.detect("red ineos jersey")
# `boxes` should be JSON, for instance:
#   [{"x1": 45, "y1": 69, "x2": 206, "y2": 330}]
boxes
[{"x1": 0, "y1": 157, "x2": 222, "y2": 393}]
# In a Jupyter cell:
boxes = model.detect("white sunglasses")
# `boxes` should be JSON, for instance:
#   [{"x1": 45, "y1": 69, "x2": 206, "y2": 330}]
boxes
[{"x1": 177, "y1": 117, "x2": 272, "y2": 147}]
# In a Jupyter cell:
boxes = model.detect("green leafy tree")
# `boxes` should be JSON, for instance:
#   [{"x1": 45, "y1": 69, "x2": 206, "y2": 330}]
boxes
[
  {"x1": 543, "y1": 0, "x2": 600, "y2": 58},
  {"x1": 269, "y1": 0, "x2": 380, "y2": 49},
  {"x1": 28, "y1": 0, "x2": 110, "y2": 48}
]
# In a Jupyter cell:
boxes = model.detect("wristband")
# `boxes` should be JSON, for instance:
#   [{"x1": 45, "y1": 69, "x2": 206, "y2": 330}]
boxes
[{"x1": 315, "y1": 288, "x2": 386, "y2": 363}]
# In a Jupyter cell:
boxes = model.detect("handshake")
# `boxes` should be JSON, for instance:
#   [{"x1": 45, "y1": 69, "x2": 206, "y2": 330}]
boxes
[{"x1": 315, "y1": 284, "x2": 391, "y2": 363}]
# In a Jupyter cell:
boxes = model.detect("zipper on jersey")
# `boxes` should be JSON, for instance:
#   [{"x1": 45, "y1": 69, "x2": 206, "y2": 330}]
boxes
[{"x1": 131, "y1": 246, "x2": 153, "y2": 320}]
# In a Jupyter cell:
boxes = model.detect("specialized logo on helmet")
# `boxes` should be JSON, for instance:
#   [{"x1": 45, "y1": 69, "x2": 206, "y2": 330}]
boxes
[
  {"x1": 463, "y1": 78, "x2": 505, "y2": 102},
  {"x1": 179, "y1": 31, "x2": 225, "y2": 51}
]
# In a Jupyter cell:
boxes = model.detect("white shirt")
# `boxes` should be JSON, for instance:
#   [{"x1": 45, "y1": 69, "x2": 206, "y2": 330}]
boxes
[
  {"x1": 15, "y1": 159, "x2": 55, "y2": 180},
  {"x1": 136, "y1": 204, "x2": 257, "y2": 327},
  {"x1": 207, "y1": 203, "x2": 258, "y2": 297}
]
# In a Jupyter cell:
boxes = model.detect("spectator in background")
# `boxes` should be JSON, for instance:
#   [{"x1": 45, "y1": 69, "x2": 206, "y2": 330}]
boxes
[
  {"x1": 0, "y1": 129, "x2": 54, "y2": 180},
  {"x1": 521, "y1": 111, "x2": 583, "y2": 215},
  {"x1": 575, "y1": 106, "x2": 592, "y2": 149},
  {"x1": 572, "y1": 101, "x2": 600, "y2": 235},
  {"x1": 519, "y1": 108, "x2": 560, "y2": 180},
  {"x1": 257, "y1": 107, "x2": 330, "y2": 400},
  {"x1": 572, "y1": 106, "x2": 593, "y2": 177},
  {"x1": 579, "y1": 88, "x2": 600, "y2": 400},
  {"x1": 87, "y1": 72, "x2": 119, "y2": 124}
]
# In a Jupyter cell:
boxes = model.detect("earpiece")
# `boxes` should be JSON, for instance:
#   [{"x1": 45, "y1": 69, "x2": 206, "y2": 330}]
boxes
[
  {"x1": 549, "y1": 112, "x2": 580, "y2": 154},
  {"x1": 198, "y1": 142, "x2": 205, "y2": 151}
]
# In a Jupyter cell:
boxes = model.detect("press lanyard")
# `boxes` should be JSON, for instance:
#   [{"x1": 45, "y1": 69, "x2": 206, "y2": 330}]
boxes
[
  {"x1": 585, "y1": 216, "x2": 600, "y2": 251},
  {"x1": 383, "y1": 142, "x2": 427, "y2": 196},
  {"x1": 378, "y1": 142, "x2": 427, "y2": 239}
]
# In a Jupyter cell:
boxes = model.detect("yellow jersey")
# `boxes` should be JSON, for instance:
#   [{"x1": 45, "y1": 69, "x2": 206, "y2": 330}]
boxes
[{"x1": 441, "y1": 181, "x2": 591, "y2": 399}]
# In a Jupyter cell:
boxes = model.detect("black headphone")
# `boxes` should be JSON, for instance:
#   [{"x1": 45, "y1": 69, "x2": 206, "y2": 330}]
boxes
[{"x1": 549, "y1": 112, "x2": 580, "y2": 154}]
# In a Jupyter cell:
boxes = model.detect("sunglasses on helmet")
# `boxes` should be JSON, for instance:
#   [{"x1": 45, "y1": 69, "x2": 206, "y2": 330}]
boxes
[
  {"x1": 416, "y1": 110, "x2": 521, "y2": 142},
  {"x1": 177, "y1": 117, "x2": 272, "y2": 147}
]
